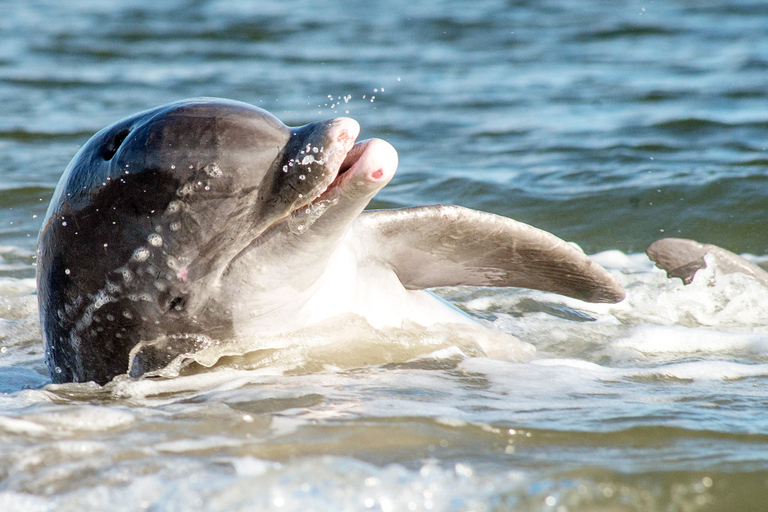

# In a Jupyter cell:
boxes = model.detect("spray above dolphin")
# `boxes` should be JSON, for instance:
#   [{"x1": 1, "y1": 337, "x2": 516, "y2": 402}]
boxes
[{"x1": 37, "y1": 98, "x2": 626, "y2": 384}]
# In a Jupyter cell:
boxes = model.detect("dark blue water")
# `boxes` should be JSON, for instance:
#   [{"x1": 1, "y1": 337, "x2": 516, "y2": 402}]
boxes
[{"x1": 2, "y1": 1, "x2": 768, "y2": 510}]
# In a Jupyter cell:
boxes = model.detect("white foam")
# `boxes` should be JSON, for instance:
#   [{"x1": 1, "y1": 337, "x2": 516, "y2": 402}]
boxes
[
  {"x1": 231, "y1": 457, "x2": 280, "y2": 477},
  {"x1": 613, "y1": 324, "x2": 768, "y2": 356},
  {"x1": 109, "y1": 367, "x2": 282, "y2": 400},
  {"x1": 590, "y1": 249, "x2": 657, "y2": 273},
  {"x1": 621, "y1": 361, "x2": 768, "y2": 381},
  {"x1": 25, "y1": 405, "x2": 135, "y2": 432},
  {"x1": 155, "y1": 437, "x2": 243, "y2": 454},
  {"x1": 0, "y1": 492, "x2": 50, "y2": 512},
  {"x1": 163, "y1": 456, "x2": 528, "y2": 512},
  {"x1": 0, "y1": 415, "x2": 49, "y2": 436}
]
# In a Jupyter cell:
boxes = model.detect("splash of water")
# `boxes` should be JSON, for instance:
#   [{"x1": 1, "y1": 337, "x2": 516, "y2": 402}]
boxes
[{"x1": 286, "y1": 198, "x2": 339, "y2": 235}]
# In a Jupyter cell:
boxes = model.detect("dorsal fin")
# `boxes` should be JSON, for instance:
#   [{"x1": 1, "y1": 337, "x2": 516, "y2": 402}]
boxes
[
  {"x1": 647, "y1": 238, "x2": 768, "y2": 286},
  {"x1": 354, "y1": 205, "x2": 626, "y2": 303}
]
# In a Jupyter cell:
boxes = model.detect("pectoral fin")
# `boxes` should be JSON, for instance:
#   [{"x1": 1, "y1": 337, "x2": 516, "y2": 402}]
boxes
[{"x1": 354, "y1": 205, "x2": 626, "y2": 303}]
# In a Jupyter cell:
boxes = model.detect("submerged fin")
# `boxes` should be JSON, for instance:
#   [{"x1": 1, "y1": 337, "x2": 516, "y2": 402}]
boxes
[
  {"x1": 647, "y1": 238, "x2": 768, "y2": 286},
  {"x1": 354, "y1": 205, "x2": 625, "y2": 303}
]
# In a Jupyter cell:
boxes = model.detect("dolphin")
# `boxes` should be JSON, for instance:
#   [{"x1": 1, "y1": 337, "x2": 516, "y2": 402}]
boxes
[{"x1": 37, "y1": 98, "x2": 626, "y2": 384}]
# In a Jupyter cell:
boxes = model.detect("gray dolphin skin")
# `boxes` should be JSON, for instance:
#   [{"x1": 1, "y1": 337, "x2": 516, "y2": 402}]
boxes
[
  {"x1": 647, "y1": 238, "x2": 768, "y2": 286},
  {"x1": 37, "y1": 98, "x2": 626, "y2": 384}
]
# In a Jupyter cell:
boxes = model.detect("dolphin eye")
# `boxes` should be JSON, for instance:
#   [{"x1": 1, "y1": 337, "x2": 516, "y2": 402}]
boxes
[{"x1": 102, "y1": 129, "x2": 131, "y2": 161}]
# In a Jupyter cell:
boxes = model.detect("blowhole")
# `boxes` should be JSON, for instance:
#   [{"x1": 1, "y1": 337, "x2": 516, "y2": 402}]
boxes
[{"x1": 102, "y1": 129, "x2": 131, "y2": 161}]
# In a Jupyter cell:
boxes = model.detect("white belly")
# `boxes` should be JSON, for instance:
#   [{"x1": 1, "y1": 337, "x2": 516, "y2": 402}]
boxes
[
  {"x1": 304, "y1": 244, "x2": 477, "y2": 329},
  {"x1": 230, "y1": 229, "x2": 477, "y2": 338}
]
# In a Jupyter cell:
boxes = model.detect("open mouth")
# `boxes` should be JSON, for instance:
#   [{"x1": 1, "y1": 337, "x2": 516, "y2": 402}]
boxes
[
  {"x1": 312, "y1": 137, "x2": 399, "y2": 205},
  {"x1": 312, "y1": 139, "x2": 365, "y2": 202}
]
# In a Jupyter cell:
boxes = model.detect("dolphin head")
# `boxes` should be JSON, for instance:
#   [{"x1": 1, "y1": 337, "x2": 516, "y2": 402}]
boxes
[{"x1": 37, "y1": 98, "x2": 397, "y2": 383}]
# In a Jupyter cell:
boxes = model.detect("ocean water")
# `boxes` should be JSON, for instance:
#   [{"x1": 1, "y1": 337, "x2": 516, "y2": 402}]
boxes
[{"x1": 2, "y1": 0, "x2": 768, "y2": 510}]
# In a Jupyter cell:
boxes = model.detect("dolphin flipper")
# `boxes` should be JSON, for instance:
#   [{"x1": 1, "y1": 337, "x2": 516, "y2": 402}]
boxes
[
  {"x1": 355, "y1": 205, "x2": 626, "y2": 303},
  {"x1": 647, "y1": 238, "x2": 768, "y2": 286}
]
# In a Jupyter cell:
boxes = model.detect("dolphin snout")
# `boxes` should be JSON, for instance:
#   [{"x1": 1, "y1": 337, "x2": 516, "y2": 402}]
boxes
[
  {"x1": 326, "y1": 117, "x2": 360, "y2": 150},
  {"x1": 354, "y1": 138, "x2": 398, "y2": 182}
]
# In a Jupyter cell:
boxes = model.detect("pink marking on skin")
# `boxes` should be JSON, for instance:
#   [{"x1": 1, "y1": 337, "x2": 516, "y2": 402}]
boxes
[
  {"x1": 371, "y1": 169, "x2": 383, "y2": 180},
  {"x1": 177, "y1": 267, "x2": 188, "y2": 281}
]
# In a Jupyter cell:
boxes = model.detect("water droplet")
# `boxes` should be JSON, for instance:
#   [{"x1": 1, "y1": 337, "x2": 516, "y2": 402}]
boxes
[
  {"x1": 147, "y1": 233, "x2": 163, "y2": 247},
  {"x1": 132, "y1": 247, "x2": 150, "y2": 262},
  {"x1": 55, "y1": 366, "x2": 62, "y2": 374},
  {"x1": 120, "y1": 268, "x2": 132, "y2": 282},
  {"x1": 299, "y1": 175, "x2": 306, "y2": 181},
  {"x1": 204, "y1": 163, "x2": 222, "y2": 177},
  {"x1": 64, "y1": 269, "x2": 71, "y2": 275},
  {"x1": 62, "y1": 221, "x2": 67, "y2": 226}
]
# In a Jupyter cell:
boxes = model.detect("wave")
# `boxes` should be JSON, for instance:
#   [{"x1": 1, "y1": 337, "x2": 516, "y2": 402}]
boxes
[{"x1": 651, "y1": 117, "x2": 768, "y2": 133}]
